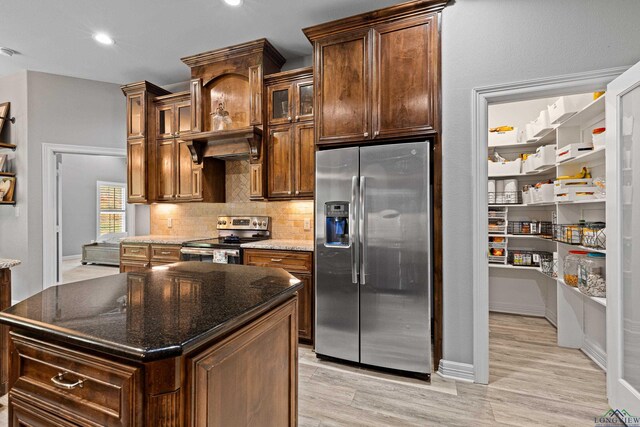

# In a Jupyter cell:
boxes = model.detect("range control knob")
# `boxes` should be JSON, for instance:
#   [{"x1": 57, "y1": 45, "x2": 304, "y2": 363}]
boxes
[
  {"x1": 223, "y1": 220, "x2": 227, "y2": 225},
  {"x1": 253, "y1": 221, "x2": 258, "y2": 226},
  {"x1": 262, "y1": 221, "x2": 267, "y2": 226}
]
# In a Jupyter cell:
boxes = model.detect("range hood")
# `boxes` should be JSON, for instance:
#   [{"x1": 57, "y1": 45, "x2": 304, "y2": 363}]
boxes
[{"x1": 180, "y1": 126, "x2": 262, "y2": 164}]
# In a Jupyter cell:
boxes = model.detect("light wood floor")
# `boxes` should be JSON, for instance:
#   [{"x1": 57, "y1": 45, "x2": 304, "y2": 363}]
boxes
[
  {"x1": 298, "y1": 312, "x2": 609, "y2": 426},
  {"x1": 60, "y1": 258, "x2": 120, "y2": 284},
  {"x1": 0, "y1": 314, "x2": 607, "y2": 426}
]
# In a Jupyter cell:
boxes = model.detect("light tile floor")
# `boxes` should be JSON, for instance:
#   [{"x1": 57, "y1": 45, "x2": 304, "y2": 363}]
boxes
[{"x1": 60, "y1": 258, "x2": 120, "y2": 284}]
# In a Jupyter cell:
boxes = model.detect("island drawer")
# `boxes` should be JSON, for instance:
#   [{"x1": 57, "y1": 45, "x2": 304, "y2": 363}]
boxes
[
  {"x1": 10, "y1": 333, "x2": 142, "y2": 427},
  {"x1": 121, "y1": 243, "x2": 150, "y2": 260},
  {"x1": 150, "y1": 244, "x2": 181, "y2": 262},
  {"x1": 243, "y1": 249, "x2": 312, "y2": 273}
]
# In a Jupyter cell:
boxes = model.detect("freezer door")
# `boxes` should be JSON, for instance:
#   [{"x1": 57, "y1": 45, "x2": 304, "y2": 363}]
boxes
[
  {"x1": 359, "y1": 141, "x2": 432, "y2": 373},
  {"x1": 315, "y1": 147, "x2": 360, "y2": 362}
]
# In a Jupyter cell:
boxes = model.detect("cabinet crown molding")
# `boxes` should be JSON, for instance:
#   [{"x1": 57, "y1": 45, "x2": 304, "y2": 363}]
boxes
[
  {"x1": 120, "y1": 80, "x2": 171, "y2": 97},
  {"x1": 264, "y1": 67, "x2": 313, "y2": 85},
  {"x1": 302, "y1": 0, "x2": 448, "y2": 42},
  {"x1": 181, "y1": 38, "x2": 286, "y2": 69}
]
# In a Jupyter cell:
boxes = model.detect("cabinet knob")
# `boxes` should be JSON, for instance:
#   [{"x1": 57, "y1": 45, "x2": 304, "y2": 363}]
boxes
[
  {"x1": 288, "y1": 191, "x2": 292, "y2": 195},
  {"x1": 364, "y1": 132, "x2": 369, "y2": 137},
  {"x1": 374, "y1": 131, "x2": 380, "y2": 137},
  {"x1": 288, "y1": 116, "x2": 292, "y2": 123},
  {"x1": 295, "y1": 115, "x2": 300, "y2": 122},
  {"x1": 295, "y1": 190, "x2": 300, "y2": 195}
]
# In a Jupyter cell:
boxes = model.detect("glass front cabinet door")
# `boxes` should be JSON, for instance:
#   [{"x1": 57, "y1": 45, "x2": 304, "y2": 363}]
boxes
[
  {"x1": 295, "y1": 80, "x2": 314, "y2": 123},
  {"x1": 269, "y1": 84, "x2": 292, "y2": 125}
]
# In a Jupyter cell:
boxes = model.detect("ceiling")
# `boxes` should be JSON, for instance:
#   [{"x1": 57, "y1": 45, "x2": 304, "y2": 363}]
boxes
[{"x1": 0, "y1": 0, "x2": 405, "y2": 86}]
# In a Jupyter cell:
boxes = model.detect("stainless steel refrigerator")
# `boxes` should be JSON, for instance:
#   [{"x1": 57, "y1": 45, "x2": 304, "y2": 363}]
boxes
[{"x1": 315, "y1": 141, "x2": 432, "y2": 374}]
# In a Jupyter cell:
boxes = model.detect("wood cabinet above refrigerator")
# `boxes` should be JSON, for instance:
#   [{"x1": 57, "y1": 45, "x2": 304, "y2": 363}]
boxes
[{"x1": 303, "y1": 0, "x2": 446, "y2": 146}]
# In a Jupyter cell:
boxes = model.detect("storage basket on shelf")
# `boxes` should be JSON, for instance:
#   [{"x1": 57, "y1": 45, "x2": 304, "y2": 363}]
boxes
[
  {"x1": 530, "y1": 110, "x2": 553, "y2": 138},
  {"x1": 553, "y1": 224, "x2": 583, "y2": 245},
  {"x1": 578, "y1": 253, "x2": 606, "y2": 297},
  {"x1": 540, "y1": 252, "x2": 558, "y2": 278},
  {"x1": 556, "y1": 142, "x2": 594, "y2": 163},
  {"x1": 548, "y1": 96, "x2": 580, "y2": 124},
  {"x1": 488, "y1": 191, "x2": 521, "y2": 205},
  {"x1": 488, "y1": 158, "x2": 522, "y2": 176},
  {"x1": 554, "y1": 178, "x2": 599, "y2": 202},
  {"x1": 508, "y1": 250, "x2": 552, "y2": 267},
  {"x1": 507, "y1": 221, "x2": 553, "y2": 238},
  {"x1": 581, "y1": 222, "x2": 606, "y2": 250},
  {"x1": 530, "y1": 183, "x2": 555, "y2": 204},
  {"x1": 488, "y1": 127, "x2": 520, "y2": 146}
]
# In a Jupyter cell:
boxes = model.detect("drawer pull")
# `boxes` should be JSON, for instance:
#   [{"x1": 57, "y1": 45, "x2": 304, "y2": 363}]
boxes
[
  {"x1": 129, "y1": 250, "x2": 140, "y2": 254},
  {"x1": 270, "y1": 258, "x2": 283, "y2": 262},
  {"x1": 160, "y1": 251, "x2": 171, "y2": 255},
  {"x1": 51, "y1": 372, "x2": 85, "y2": 390}
]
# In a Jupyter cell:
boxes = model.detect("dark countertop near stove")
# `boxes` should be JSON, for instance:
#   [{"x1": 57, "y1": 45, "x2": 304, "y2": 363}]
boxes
[{"x1": 0, "y1": 262, "x2": 302, "y2": 362}]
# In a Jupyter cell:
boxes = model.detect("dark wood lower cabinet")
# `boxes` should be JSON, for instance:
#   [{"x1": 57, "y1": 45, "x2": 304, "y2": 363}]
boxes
[
  {"x1": 7, "y1": 296, "x2": 299, "y2": 426},
  {"x1": 243, "y1": 249, "x2": 314, "y2": 344},
  {"x1": 0, "y1": 268, "x2": 11, "y2": 396}
]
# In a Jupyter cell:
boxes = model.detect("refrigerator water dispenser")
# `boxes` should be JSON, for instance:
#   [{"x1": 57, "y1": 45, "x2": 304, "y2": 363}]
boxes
[{"x1": 324, "y1": 202, "x2": 350, "y2": 247}]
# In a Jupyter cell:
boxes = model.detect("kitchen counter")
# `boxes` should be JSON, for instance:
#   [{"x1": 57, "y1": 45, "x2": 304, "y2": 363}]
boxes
[
  {"x1": 241, "y1": 239, "x2": 314, "y2": 252},
  {"x1": 0, "y1": 258, "x2": 20, "y2": 269},
  {"x1": 1, "y1": 262, "x2": 301, "y2": 426},
  {"x1": 121, "y1": 235, "x2": 210, "y2": 245},
  {"x1": 0, "y1": 261, "x2": 301, "y2": 361}
]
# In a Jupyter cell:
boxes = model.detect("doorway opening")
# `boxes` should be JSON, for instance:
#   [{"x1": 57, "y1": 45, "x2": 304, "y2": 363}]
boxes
[
  {"x1": 42, "y1": 144, "x2": 138, "y2": 288},
  {"x1": 471, "y1": 67, "x2": 626, "y2": 385}
]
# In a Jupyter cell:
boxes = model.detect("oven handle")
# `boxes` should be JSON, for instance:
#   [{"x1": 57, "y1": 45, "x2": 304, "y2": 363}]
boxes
[{"x1": 180, "y1": 248, "x2": 215, "y2": 256}]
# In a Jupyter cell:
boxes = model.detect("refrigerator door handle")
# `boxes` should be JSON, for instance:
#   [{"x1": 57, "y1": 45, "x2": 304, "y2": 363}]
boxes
[
  {"x1": 359, "y1": 176, "x2": 366, "y2": 285},
  {"x1": 350, "y1": 176, "x2": 359, "y2": 284}
]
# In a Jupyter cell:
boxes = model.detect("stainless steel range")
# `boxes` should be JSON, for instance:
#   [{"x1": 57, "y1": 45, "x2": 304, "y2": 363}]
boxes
[{"x1": 180, "y1": 216, "x2": 271, "y2": 264}]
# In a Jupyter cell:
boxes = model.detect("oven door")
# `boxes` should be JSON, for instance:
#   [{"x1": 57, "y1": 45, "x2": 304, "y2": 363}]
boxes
[{"x1": 180, "y1": 247, "x2": 241, "y2": 264}]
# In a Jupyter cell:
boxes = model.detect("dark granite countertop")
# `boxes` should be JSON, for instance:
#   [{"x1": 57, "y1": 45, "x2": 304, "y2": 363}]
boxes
[{"x1": 0, "y1": 262, "x2": 302, "y2": 362}]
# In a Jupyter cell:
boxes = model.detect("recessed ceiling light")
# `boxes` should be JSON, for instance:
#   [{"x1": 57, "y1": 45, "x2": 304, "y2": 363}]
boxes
[
  {"x1": 223, "y1": 0, "x2": 242, "y2": 6},
  {"x1": 0, "y1": 47, "x2": 16, "y2": 57},
  {"x1": 93, "y1": 32, "x2": 115, "y2": 46}
]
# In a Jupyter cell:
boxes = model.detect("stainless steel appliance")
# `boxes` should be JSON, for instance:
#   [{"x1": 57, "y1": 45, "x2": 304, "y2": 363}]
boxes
[
  {"x1": 180, "y1": 216, "x2": 270, "y2": 264},
  {"x1": 315, "y1": 141, "x2": 432, "y2": 374}
]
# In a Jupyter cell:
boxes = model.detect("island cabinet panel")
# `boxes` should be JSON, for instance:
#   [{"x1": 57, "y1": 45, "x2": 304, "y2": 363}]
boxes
[
  {"x1": 120, "y1": 243, "x2": 181, "y2": 272},
  {"x1": 372, "y1": 14, "x2": 439, "y2": 139},
  {"x1": 191, "y1": 297, "x2": 298, "y2": 427},
  {"x1": 9, "y1": 333, "x2": 142, "y2": 427},
  {"x1": 316, "y1": 31, "x2": 370, "y2": 145},
  {"x1": 244, "y1": 249, "x2": 314, "y2": 343}
]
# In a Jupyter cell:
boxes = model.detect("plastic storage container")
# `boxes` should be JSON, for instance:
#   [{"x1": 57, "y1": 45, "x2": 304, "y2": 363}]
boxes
[
  {"x1": 489, "y1": 127, "x2": 520, "y2": 146},
  {"x1": 563, "y1": 250, "x2": 588, "y2": 287},
  {"x1": 578, "y1": 253, "x2": 606, "y2": 297},
  {"x1": 548, "y1": 96, "x2": 580, "y2": 124},
  {"x1": 488, "y1": 158, "x2": 522, "y2": 176},
  {"x1": 530, "y1": 110, "x2": 553, "y2": 138}
]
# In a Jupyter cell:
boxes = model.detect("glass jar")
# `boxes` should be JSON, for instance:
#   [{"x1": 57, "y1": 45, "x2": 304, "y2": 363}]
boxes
[
  {"x1": 578, "y1": 253, "x2": 606, "y2": 297},
  {"x1": 563, "y1": 250, "x2": 588, "y2": 287}
]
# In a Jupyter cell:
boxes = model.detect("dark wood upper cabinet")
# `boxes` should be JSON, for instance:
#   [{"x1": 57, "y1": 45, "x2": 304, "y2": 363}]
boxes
[
  {"x1": 315, "y1": 31, "x2": 370, "y2": 145},
  {"x1": 294, "y1": 123, "x2": 315, "y2": 198},
  {"x1": 303, "y1": 0, "x2": 446, "y2": 146},
  {"x1": 121, "y1": 81, "x2": 170, "y2": 204},
  {"x1": 372, "y1": 14, "x2": 439, "y2": 139},
  {"x1": 268, "y1": 126, "x2": 294, "y2": 198},
  {"x1": 265, "y1": 67, "x2": 315, "y2": 200}
]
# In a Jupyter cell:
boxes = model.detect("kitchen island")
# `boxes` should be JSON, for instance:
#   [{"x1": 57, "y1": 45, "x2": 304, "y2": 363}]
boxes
[{"x1": 0, "y1": 261, "x2": 302, "y2": 426}]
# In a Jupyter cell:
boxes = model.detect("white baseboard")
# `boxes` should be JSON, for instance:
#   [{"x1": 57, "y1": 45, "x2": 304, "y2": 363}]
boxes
[
  {"x1": 437, "y1": 359, "x2": 475, "y2": 383},
  {"x1": 582, "y1": 337, "x2": 607, "y2": 372},
  {"x1": 489, "y1": 302, "x2": 546, "y2": 317},
  {"x1": 62, "y1": 254, "x2": 82, "y2": 261},
  {"x1": 545, "y1": 308, "x2": 558, "y2": 328}
]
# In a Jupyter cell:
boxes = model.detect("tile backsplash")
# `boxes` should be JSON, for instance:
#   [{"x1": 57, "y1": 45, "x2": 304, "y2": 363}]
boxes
[{"x1": 150, "y1": 160, "x2": 314, "y2": 240}]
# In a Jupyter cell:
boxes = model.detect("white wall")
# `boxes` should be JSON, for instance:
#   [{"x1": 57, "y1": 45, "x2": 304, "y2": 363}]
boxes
[
  {"x1": 0, "y1": 71, "x2": 28, "y2": 300},
  {"x1": 60, "y1": 154, "x2": 127, "y2": 257},
  {"x1": 441, "y1": 0, "x2": 640, "y2": 366}
]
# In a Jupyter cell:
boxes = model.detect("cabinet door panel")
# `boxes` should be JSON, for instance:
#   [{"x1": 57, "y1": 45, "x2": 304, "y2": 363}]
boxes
[
  {"x1": 317, "y1": 31, "x2": 370, "y2": 144},
  {"x1": 293, "y1": 273, "x2": 313, "y2": 341},
  {"x1": 177, "y1": 102, "x2": 191, "y2": 136},
  {"x1": 127, "y1": 138, "x2": 147, "y2": 203},
  {"x1": 192, "y1": 165, "x2": 203, "y2": 201},
  {"x1": 250, "y1": 163, "x2": 264, "y2": 200},
  {"x1": 295, "y1": 80, "x2": 314, "y2": 123},
  {"x1": 156, "y1": 105, "x2": 174, "y2": 139},
  {"x1": 176, "y1": 140, "x2": 194, "y2": 199},
  {"x1": 268, "y1": 127, "x2": 294, "y2": 198},
  {"x1": 372, "y1": 15, "x2": 438, "y2": 139},
  {"x1": 157, "y1": 139, "x2": 175, "y2": 201},
  {"x1": 294, "y1": 123, "x2": 315, "y2": 198},
  {"x1": 268, "y1": 83, "x2": 292, "y2": 126},
  {"x1": 127, "y1": 92, "x2": 145, "y2": 139}
]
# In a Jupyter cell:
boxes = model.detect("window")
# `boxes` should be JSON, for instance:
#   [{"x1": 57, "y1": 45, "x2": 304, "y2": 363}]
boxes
[{"x1": 97, "y1": 181, "x2": 126, "y2": 238}]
